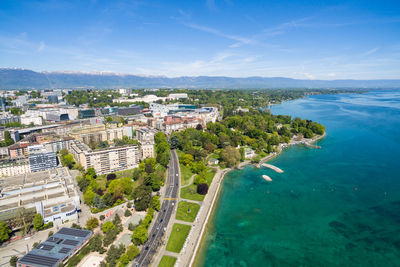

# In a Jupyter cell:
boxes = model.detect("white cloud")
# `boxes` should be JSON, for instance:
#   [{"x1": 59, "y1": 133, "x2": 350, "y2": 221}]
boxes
[{"x1": 38, "y1": 41, "x2": 46, "y2": 52}]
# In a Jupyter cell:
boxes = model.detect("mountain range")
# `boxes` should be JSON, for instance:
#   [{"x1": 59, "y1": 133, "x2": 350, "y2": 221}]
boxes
[{"x1": 1, "y1": 68, "x2": 400, "y2": 89}]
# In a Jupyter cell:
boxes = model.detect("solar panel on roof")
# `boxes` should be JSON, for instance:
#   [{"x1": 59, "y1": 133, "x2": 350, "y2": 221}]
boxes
[
  {"x1": 62, "y1": 239, "x2": 79, "y2": 246},
  {"x1": 47, "y1": 236, "x2": 60, "y2": 243},
  {"x1": 19, "y1": 253, "x2": 59, "y2": 267},
  {"x1": 39, "y1": 244, "x2": 54, "y2": 251},
  {"x1": 58, "y1": 227, "x2": 90, "y2": 237},
  {"x1": 58, "y1": 247, "x2": 71, "y2": 254}
]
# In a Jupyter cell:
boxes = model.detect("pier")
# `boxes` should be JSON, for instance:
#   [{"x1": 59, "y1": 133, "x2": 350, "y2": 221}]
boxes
[{"x1": 261, "y1": 163, "x2": 284, "y2": 173}]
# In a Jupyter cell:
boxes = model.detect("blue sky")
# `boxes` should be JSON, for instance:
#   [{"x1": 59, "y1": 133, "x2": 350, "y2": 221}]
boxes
[{"x1": 1, "y1": 0, "x2": 400, "y2": 79}]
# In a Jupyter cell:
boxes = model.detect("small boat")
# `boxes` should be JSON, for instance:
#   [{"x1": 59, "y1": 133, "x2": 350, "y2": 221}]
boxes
[{"x1": 262, "y1": 175, "x2": 272, "y2": 182}]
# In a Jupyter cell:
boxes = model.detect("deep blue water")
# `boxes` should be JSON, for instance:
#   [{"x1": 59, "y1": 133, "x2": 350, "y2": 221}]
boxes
[{"x1": 196, "y1": 90, "x2": 400, "y2": 267}]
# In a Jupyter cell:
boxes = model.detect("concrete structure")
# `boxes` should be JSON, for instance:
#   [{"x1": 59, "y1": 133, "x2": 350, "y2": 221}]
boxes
[
  {"x1": 69, "y1": 140, "x2": 140, "y2": 174},
  {"x1": 117, "y1": 105, "x2": 141, "y2": 116},
  {"x1": 17, "y1": 227, "x2": 92, "y2": 267},
  {"x1": 244, "y1": 147, "x2": 256, "y2": 159},
  {"x1": 78, "y1": 109, "x2": 95, "y2": 119},
  {"x1": 0, "y1": 168, "x2": 80, "y2": 229},
  {"x1": 0, "y1": 158, "x2": 30, "y2": 177},
  {"x1": 28, "y1": 145, "x2": 58, "y2": 172},
  {"x1": 69, "y1": 124, "x2": 135, "y2": 145},
  {"x1": 168, "y1": 93, "x2": 188, "y2": 100},
  {"x1": 155, "y1": 116, "x2": 203, "y2": 134},
  {"x1": 0, "y1": 115, "x2": 20, "y2": 125},
  {"x1": 8, "y1": 142, "x2": 36, "y2": 158}
]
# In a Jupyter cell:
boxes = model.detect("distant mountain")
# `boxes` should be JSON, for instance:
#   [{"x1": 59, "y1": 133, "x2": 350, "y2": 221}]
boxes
[{"x1": 1, "y1": 68, "x2": 400, "y2": 89}]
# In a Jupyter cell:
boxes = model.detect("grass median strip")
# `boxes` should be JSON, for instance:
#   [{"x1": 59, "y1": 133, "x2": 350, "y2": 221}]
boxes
[
  {"x1": 158, "y1": 256, "x2": 177, "y2": 267},
  {"x1": 166, "y1": 223, "x2": 192, "y2": 253},
  {"x1": 176, "y1": 201, "x2": 200, "y2": 222}
]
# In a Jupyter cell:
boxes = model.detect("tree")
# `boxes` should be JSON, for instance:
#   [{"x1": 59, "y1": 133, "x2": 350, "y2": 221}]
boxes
[
  {"x1": 48, "y1": 231, "x2": 54, "y2": 237},
  {"x1": 83, "y1": 187, "x2": 97, "y2": 206},
  {"x1": 124, "y1": 209, "x2": 132, "y2": 217},
  {"x1": 220, "y1": 146, "x2": 241, "y2": 167},
  {"x1": 33, "y1": 214, "x2": 44, "y2": 231},
  {"x1": 61, "y1": 154, "x2": 75, "y2": 169},
  {"x1": 152, "y1": 195, "x2": 160, "y2": 211},
  {"x1": 89, "y1": 234, "x2": 104, "y2": 252},
  {"x1": 10, "y1": 256, "x2": 18, "y2": 267},
  {"x1": 133, "y1": 185, "x2": 152, "y2": 211},
  {"x1": 106, "y1": 116, "x2": 113, "y2": 122},
  {"x1": 107, "y1": 173, "x2": 117, "y2": 181},
  {"x1": 196, "y1": 124, "x2": 203, "y2": 130},
  {"x1": 132, "y1": 168, "x2": 142, "y2": 181},
  {"x1": 182, "y1": 154, "x2": 193, "y2": 166},
  {"x1": 169, "y1": 134, "x2": 180, "y2": 149},
  {"x1": 197, "y1": 183, "x2": 209, "y2": 195},
  {"x1": 86, "y1": 217, "x2": 99, "y2": 230},
  {"x1": 0, "y1": 221, "x2": 11, "y2": 243},
  {"x1": 191, "y1": 161, "x2": 206, "y2": 174},
  {"x1": 102, "y1": 221, "x2": 115, "y2": 233},
  {"x1": 85, "y1": 167, "x2": 97, "y2": 179},
  {"x1": 131, "y1": 225, "x2": 148, "y2": 245},
  {"x1": 125, "y1": 244, "x2": 140, "y2": 259}
]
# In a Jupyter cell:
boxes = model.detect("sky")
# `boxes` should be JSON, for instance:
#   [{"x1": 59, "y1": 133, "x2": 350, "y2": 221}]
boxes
[{"x1": 1, "y1": 0, "x2": 400, "y2": 79}]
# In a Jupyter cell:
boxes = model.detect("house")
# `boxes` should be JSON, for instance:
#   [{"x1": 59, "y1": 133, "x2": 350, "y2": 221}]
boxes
[
  {"x1": 244, "y1": 148, "x2": 256, "y2": 159},
  {"x1": 208, "y1": 158, "x2": 219, "y2": 165}
]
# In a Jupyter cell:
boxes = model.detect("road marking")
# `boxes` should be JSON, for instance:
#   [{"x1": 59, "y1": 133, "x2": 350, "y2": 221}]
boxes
[{"x1": 164, "y1": 197, "x2": 178, "y2": 200}]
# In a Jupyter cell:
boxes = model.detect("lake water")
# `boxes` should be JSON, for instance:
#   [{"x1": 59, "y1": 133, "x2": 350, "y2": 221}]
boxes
[{"x1": 196, "y1": 90, "x2": 400, "y2": 267}]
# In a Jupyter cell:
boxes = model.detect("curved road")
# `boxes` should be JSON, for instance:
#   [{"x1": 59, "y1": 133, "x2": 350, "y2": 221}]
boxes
[{"x1": 133, "y1": 149, "x2": 179, "y2": 267}]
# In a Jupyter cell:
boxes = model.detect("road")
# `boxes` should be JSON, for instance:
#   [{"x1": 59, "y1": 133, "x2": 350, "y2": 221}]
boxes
[{"x1": 133, "y1": 149, "x2": 179, "y2": 267}]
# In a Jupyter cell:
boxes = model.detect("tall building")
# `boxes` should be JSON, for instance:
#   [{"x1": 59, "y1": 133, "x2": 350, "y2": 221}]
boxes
[
  {"x1": 69, "y1": 140, "x2": 140, "y2": 174},
  {"x1": 78, "y1": 109, "x2": 95, "y2": 119},
  {"x1": 28, "y1": 145, "x2": 58, "y2": 172},
  {"x1": 136, "y1": 127, "x2": 155, "y2": 159}
]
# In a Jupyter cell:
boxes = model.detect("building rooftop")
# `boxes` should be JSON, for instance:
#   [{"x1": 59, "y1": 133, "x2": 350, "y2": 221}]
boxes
[{"x1": 18, "y1": 227, "x2": 92, "y2": 267}]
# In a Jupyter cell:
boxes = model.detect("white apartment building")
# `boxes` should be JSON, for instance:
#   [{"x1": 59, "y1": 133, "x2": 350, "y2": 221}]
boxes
[{"x1": 69, "y1": 140, "x2": 140, "y2": 174}]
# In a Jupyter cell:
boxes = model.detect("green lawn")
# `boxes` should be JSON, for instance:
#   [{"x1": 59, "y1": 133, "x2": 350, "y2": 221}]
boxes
[
  {"x1": 205, "y1": 168, "x2": 216, "y2": 185},
  {"x1": 180, "y1": 163, "x2": 194, "y2": 186},
  {"x1": 176, "y1": 201, "x2": 200, "y2": 222},
  {"x1": 166, "y1": 223, "x2": 191, "y2": 253},
  {"x1": 158, "y1": 256, "x2": 177, "y2": 267},
  {"x1": 180, "y1": 184, "x2": 205, "y2": 201}
]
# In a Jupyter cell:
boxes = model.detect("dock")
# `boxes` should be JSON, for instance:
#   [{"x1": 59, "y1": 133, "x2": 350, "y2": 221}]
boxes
[
  {"x1": 261, "y1": 163, "x2": 284, "y2": 173},
  {"x1": 301, "y1": 142, "x2": 321, "y2": 149}
]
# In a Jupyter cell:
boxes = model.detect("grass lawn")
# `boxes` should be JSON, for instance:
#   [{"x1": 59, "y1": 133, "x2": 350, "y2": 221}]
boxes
[
  {"x1": 176, "y1": 201, "x2": 200, "y2": 222},
  {"x1": 180, "y1": 184, "x2": 205, "y2": 201},
  {"x1": 166, "y1": 223, "x2": 192, "y2": 253},
  {"x1": 205, "y1": 168, "x2": 216, "y2": 185},
  {"x1": 180, "y1": 163, "x2": 194, "y2": 186},
  {"x1": 158, "y1": 256, "x2": 177, "y2": 267}
]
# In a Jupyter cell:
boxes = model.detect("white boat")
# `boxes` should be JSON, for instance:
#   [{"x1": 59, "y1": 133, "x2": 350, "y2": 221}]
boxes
[{"x1": 262, "y1": 175, "x2": 272, "y2": 182}]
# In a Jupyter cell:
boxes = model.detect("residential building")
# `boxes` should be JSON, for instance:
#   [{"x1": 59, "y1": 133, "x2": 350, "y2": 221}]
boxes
[
  {"x1": 0, "y1": 158, "x2": 30, "y2": 177},
  {"x1": 0, "y1": 115, "x2": 20, "y2": 125},
  {"x1": 48, "y1": 95, "x2": 59, "y2": 103},
  {"x1": 167, "y1": 93, "x2": 188, "y2": 100},
  {"x1": 20, "y1": 114, "x2": 43, "y2": 125},
  {"x1": 117, "y1": 105, "x2": 142, "y2": 116},
  {"x1": 17, "y1": 227, "x2": 92, "y2": 267},
  {"x1": 28, "y1": 145, "x2": 58, "y2": 172},
  {"x1": 136, "y1": 128, "x2": 155, "y2": 159},
  {"x1": 244, "y1": 147, "x2": 256, "y2": 159},
  {"x1": 69, "y1": 140, "x2": 140, "y2": 174},
  {"x1": 8, "y1": 142, "x2": 36, "y2": 158},
  {"x1": 155, "y1": 116, "x2": 203, "y2": 134}
]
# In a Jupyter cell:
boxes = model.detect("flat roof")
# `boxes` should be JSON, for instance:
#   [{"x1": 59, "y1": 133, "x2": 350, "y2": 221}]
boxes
[{"x1": 18, "y1": 227, "x2": 92, "y2": 267}]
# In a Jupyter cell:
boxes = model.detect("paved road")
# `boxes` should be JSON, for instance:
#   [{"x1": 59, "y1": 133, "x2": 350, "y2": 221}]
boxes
[{"x1": 133, "y1": 149, "x2": 179, "y2": 267}]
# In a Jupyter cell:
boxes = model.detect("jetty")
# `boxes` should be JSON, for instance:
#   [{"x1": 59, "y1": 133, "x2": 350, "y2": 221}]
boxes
[
  {"x1": 262, "y1": 175, "x2": 272, "y2": 182},
  {"x1": 262, "y1": 163, "x2": 284, "y2": 173},
  {"x1": 301, "y1": 142, "x2": 321, "y2": 149}
]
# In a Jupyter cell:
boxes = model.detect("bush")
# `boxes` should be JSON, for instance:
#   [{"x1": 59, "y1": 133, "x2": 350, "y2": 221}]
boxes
[
  {"x1": 124, "y1": 209, "x2": 132, "y2": 217},
  {"x1": 128, "y1": 223, "x2": 135, "y2": 231},
  {"x1": 32, "y1": 242, "x2": 39, "y2": 248},
  {"x1": 197, "y1": 183, "x2": 209, "y2": 195},
  {"x1": 48, "y1": 231, "x2": 54, "y2": 237},
  {"x1": 100, "y1": 215, "x2": 105, "y2": 221},
  {"x1": 102, "y1": 221, "x2": 115, "y2": 233},
  {"x1": 86, "y1": 217, "x2": 99, "y2": 230},
  {"x1": 107, "y1": 173, "x2": 117, "y2": 181}
]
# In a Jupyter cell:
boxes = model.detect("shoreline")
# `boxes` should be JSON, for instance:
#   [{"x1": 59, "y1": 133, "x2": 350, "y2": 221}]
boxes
[{"x1": 188, "y1": 132, "x2": 326, "y2": 267}]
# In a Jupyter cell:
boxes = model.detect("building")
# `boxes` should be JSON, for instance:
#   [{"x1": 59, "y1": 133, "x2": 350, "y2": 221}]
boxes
[
  {"x1": 208, "y1": 158, "x2": 219, "y2": 165},
  {"x1": 20, "y1": 114, "x2": 43, "y2": 126},
  {"x1": 46, "y1": 112, "x2": 70, "y2": 122},
  {"x1": 0, "y1": 115, "x2": 20, "y2": 125},
  {"x1": 69, "y1": 125, "x2": 135, "y2": 145},
  {"x1": 167, "y1": 93, "x2": 188, "y2": 100},
  {"x1": 0, "y1": 168, "x2": 81, "y2": 229},
  {"x1": 78, "y1": 109, "x2": 95, "y2": 119},
  {"x1": 244, "y1": 148, "x2": 256, "y2": 159},
  {"x1": 17, "y1": 227, "x2": 92, "y2": 267},
  {"x1": 48, "y1": 95, "x2": 59, "y2": 103},
  {"x1": 0, "y1": 158, "x2": 30, "y2": 177},
  {"x1": 8, "y1": 142, "x2": 36, "y2": 158},
  {"x1": 117, "y1": 106, "x2": 142, "y2": 116},
  {"x1": 69, "y1": 140, "x2": 140, "y2": 174},
  {"x1": 155, "y1": 116, "x2": 203, "y2": 134},
  {"x1": 28, "y1": 145, "x2": 58, "y2": 172},
  {"x1": 136, "y1": 128, "x2": 155, "y2": 159}
]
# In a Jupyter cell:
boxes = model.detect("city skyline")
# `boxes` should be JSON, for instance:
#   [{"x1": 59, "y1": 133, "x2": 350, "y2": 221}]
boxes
[{"x1": 1, "y1": 0, "x2": 400, "y2": 79}]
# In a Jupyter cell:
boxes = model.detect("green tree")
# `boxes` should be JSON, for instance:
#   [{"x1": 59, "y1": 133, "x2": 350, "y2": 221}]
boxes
[
  {"x1": 220, "y1": 146, "x2": 241, "y2": 167},
  {"x1": 10, "y1": 256, "x2": 18, "y2": 267},
  {"x1": 182, "y1": 154, "x2": 193, "y2": 166},
  {"x1": 124, "y1": 209, "x2": 132, "y2": 217},
  {"x1": 86, "y1": 217, "x2": 99, "y2": 230},
  {"x1": 131, "y1": 225, "x2": 148, "y2": 245},
  {"x1": 102, "y1": 221, "x2": 115, "y2": 233},
  {"x1": 126, "y1": 245, "x2": 140, "y2": 259},
  {"x1": 33, "y1": 214, "x2": 44, "y2": 231},
  {"x1": 85, "y1": 167, "x2": 97, "y2": 179},
  {"x1": 83, "y1": 187, "x2": 97, "y2": 206},
  {"x1": 152, "y1": 195, "x2": 160, "y2": 211},
  {"x1": 0, "y1": 221, "x2": 11, "y2": 242},
  {"x1": 133, "y1": 184, "x2": 152, "y2": 211},
  {"x1": 89, "y1": 234, "x2": 104, "y2": 252}
]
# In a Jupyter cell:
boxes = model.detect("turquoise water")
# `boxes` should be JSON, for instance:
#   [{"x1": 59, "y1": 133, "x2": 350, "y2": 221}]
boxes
[{"x1": 196, "y1": 91, "x2": 400, "y2": 267}]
